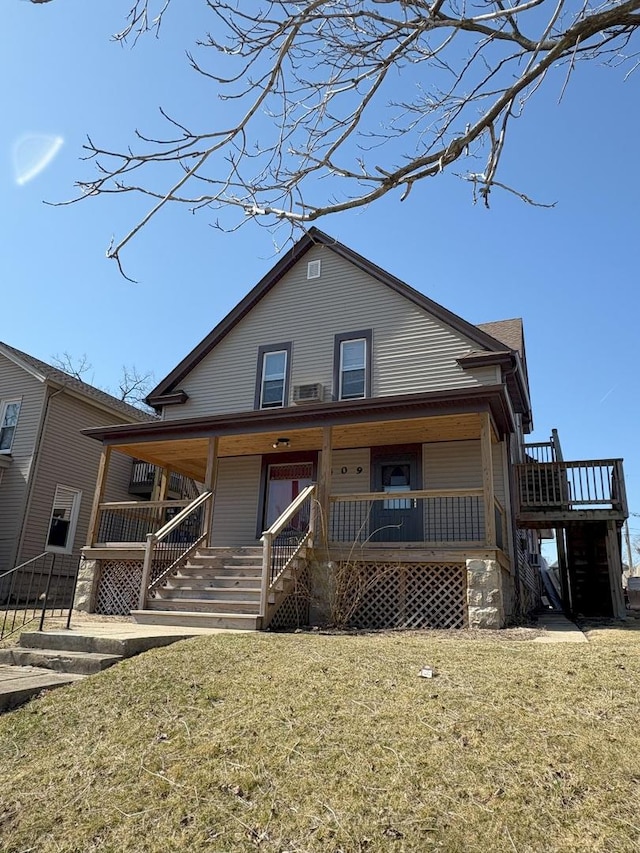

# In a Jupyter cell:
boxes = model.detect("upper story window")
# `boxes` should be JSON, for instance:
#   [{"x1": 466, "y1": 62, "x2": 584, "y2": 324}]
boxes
[
  {"x1": 334, "y1": 330, "x2": 372, "y2": 400},
  {"x1": 0, "y1": 400, "x2": 21, "y2": 453},
  {"x1": 255, "y1": 343, "x2": 292, "y2": 409}
]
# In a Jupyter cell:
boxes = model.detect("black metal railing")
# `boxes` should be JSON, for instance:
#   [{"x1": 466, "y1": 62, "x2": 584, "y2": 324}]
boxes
[
  {"x1": 147, "y1": 503, "x2": 207, "y2": 593},
  {"x1": 0, "y1": 552, "x2": 80, "y2": 641},
  {"x1": 96, "y1": 500, "x2": 191, "y2": 544},
  {"x1": 260, "y1": 485, "x2": 317, "y2": 616},
  {"x1": 141, "y1": 491, "x2": 213, "y2": 606},
  {"x1": 329, "y1": 493, "x2": 485, "y2": 544}
]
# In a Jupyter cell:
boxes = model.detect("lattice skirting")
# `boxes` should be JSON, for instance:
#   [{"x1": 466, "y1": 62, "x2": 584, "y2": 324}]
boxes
[
  {"x1": 269, "y1": 568, "x2": 310, "y2": 630},
  {"x1": 349, "y1": 562, "x2": 467, "y2": 630},
  {"x1": 95, "y1": 559, "x2": 175, "y2": 615},
  {"x1": 95, "y1": 560, "x2": 144, "y2": 615}
]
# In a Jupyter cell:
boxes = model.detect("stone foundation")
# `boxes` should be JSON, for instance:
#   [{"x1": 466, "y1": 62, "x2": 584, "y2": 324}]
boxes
[
  {"x1": 466, "y1": 559, "x2": 505, "y2": 628},
  {"x1": 73, "y1": 557, "x2": 99, "y2": 613}
]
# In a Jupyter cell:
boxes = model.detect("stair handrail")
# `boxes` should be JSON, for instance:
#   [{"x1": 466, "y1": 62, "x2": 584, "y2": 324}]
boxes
[
  {"x1": 139, "y1": 490, "x2": 213, "y2": 609},
  {"x1": 259, "y1": 484, "x2": 317, "y2": 618},
  {"x1": 1, "y1": 551, "x2": 80, "y2": 641},
  {"x1": 0, "y1": 550, "x2": 49, "y2": 580}
]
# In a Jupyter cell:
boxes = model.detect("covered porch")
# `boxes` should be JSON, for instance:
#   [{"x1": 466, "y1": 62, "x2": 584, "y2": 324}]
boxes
[{"x1": 78, "y1": 392, "x2": 516, "y2": 630}]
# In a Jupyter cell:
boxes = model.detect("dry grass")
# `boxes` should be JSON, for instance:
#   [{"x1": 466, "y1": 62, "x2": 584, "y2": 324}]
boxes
[{"x1": 1, "y1": 626, "x2": 639, "y2": 852}]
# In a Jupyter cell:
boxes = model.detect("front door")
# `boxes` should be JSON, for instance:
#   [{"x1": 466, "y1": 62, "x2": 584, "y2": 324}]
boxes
[
  {"x1": 264, "y1": 460, "x2": 314, "y2": 531},
  {"x1": 370, "y1": 447, "x2": 423, "y2": 542}
]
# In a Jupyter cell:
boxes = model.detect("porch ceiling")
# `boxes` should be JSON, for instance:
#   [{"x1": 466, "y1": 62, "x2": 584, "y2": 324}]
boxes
[{"x1": 114, "y1": 412, "x2": 485, "y2": 481}]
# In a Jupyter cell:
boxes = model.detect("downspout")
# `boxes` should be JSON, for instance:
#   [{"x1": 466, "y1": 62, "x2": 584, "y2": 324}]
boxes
[{"x1": 14, "y1": 382, "x2": 65, "y2": 566}]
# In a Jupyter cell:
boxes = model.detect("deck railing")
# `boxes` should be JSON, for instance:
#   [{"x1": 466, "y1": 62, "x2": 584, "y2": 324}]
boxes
[
  {"x1": 515, "y1": 459, "x2": 627, "y2": 514},
  {"x1": 94, "y1": 500, "x2": 192, "y2": 545},
  {"x1": 0, "y1": 552, "x2": 80, "y2": 640},
  {"x1": 129, "y1": 461, "x2": 199, "y2": 500},
  {"x1": 260, "y1": 484, "x2": 317, "y2": 618},
  {"x1": 328, "y1": 489, "x2": 490, "y2": 545},
  {"x1": 139, "y1": 490, "x2": 212, "y2": 609}
]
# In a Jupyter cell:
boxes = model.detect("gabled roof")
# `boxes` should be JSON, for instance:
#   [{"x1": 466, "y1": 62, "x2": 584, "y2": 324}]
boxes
[
  {"x1": 147, "y1": 228, "x2": 517, "y2": 406},
  {"x1": 477, "y1": 319, "x2": 524, "y2": 358},
  {"x1": 0, "y1": 341, "x2": 154, "y2": 424}
]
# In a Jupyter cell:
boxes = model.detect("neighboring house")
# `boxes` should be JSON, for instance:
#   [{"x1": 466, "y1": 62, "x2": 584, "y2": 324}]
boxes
[
  {"x1": 76, "y1": 229, "x2": 628, "y2": 629},
  {"x1": 0, "y1": 342, "x2": 154, "y2": 586}
]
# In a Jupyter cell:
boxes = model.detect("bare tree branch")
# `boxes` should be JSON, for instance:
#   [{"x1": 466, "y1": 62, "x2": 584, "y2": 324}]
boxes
[
  {"x1": 52, "y1": 352, "x2": 154, "y2": 410},
  {"x1": 32, "y1": 0, "x2": 640, "y2": 269},
  {"x1": 52, "y1": 352, "x2": 94, "y2": 382}
]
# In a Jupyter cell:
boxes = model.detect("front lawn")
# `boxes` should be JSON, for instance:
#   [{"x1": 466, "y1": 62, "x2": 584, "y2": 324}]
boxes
[{"x1": 0, "y1": 626, "x2": 638, "y2": 852}]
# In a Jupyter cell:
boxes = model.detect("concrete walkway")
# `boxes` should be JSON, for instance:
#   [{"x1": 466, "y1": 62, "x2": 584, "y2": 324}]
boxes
[
  {"x1": 533, "y1": 612, "x2": 588, "y2": 643},
  {"x1": 0, "y1": 665, "x2": 84, "y2": 713},
  {"x1": 0, "y1": 620, "x2": 239, "y2": 713}
]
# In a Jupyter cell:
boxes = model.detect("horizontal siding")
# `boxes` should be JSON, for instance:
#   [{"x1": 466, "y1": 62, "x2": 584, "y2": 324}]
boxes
[
  {"x1": 19, "y1": 393, "x2": 136, "y2": 563},
  {"x1": 330, "y1": 448, "x2": 370, "y2": 495},
  {"x1": 0, "y1": 356, "x2": 45, "y2": 571},
  {"x1": 211, "y1": 456, "x2": 262, "y2": 545},
  {"x1": 166, "y1": 245, "x2": 495, "y2": 419}
]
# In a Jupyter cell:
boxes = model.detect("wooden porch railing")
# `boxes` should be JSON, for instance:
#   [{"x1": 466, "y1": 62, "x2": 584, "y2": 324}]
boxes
[
  {"x1": 515, "y1": 459, "x2": 627, "y2": 515},
  {"x1": 260, "y1": 484, "x2": 317, "y2": 619},
  {"x1": 92, "y1": 499, "x2": 192, "y2": 545},
  {"x1": 328, "y1": 488, "x2": 495, "y2": 545},
  {"x1": 139, "y1": 490, "x2": 213, "y2": 609},
  {"x1": 494, "y1": 498, "x2": 506, "y2": 551}
]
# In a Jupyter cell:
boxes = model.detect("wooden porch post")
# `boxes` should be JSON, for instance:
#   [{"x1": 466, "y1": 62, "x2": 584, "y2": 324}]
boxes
[
  {"x1": 86, "y1": 445, "x2": 112, "y2": 546},
  {"x1": 605, "y1": 520, "x2": 627, "y2": 619},
  {"x1": 481, "y1": 413, "x2": 496, "y2": 547},
  {"x1": 555, "y1": 526, "x2": 571, "y2": 615},
  {"x1": 204, "y1": 436, "x2": 220, "y2": 546},
  {"x1": 158, "y1": 468, "x2": 170, "y2": 503},
  {"x1": 318, "y1": 426, "x2": 333, "y2": 545}
]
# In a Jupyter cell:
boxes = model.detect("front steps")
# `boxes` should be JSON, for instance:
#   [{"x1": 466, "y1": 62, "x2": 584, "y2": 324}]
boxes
[
  {"x1": 0, "y1": 624, "x2": 217, "y2": 712},
  {"x1": 133, "y1": 545, "x2": 265, "y2": 630}
]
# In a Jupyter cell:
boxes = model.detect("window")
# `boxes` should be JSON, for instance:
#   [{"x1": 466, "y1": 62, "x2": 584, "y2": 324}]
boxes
[
  {"x1": 46, "y1": 485, "x2": 82, "y2": 553},
  {"x1": 0, "y1": 400, "x2": 21, "y2": 453},
  {"x1": 255, "y1": 343, "x2": 292, "y2": 409},
  {"x1": 333, "y1": 330, "x2": 372, "y2": 400}
]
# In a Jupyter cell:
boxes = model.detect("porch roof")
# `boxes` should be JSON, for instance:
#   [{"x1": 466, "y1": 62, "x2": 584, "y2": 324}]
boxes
[{"x1": 83, "y1": 387, "x2": 511, "y2": 481}]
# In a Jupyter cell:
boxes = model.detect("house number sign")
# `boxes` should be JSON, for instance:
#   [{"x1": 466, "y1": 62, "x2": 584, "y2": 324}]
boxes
[{"x1": 332, "y1": 466, "x2": 364, "y2": 475}]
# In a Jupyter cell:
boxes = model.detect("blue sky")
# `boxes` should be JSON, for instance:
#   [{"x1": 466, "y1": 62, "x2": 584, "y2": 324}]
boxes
[{"x1": 2, "y1": 2, "x2": 639, "y2": 549}]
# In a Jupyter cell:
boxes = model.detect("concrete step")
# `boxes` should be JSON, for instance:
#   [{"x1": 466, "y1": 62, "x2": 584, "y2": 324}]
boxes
[
  {"x1": 0, "y1": 665, "x2": 84, "y2": 713},
  {"x1": 17, "y1": 629, "x2": 194, "y2": 658},
  {"x1": 145, "y1": 598, "x2": 260, "y2": 615},
  {"x1": 0, "y1": 647, "x2": 122, "y2": 675},
  {"x1": 131, "y1": 610, "x2": 260, "y2": 631}
]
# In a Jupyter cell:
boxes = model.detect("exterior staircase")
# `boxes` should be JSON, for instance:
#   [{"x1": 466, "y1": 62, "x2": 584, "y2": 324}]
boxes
[{"x1": 131, "y1": 546, "x2": 265, "y2": 630}]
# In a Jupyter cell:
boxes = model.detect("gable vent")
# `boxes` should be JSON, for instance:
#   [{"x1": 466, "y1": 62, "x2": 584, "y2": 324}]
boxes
[
  {"x1": 293, "y1": 382, "x2": 323, "y2": 404},
  {"x1": 307, "y1": 259, "x2": 321, "y2": 280}
]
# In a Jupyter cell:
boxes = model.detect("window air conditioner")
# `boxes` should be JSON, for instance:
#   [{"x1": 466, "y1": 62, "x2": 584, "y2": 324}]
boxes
[{"x1": 293, "y1": 383, "x2": 323, "y2": 404}]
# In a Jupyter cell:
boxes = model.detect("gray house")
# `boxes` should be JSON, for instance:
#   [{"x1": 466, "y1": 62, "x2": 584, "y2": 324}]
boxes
[
  {"x1": 76, "y1": 229, "x2": 628, "y2": 629},
  {"x1": 0, "y1": 342, "x2": 153, "y2": 581}
]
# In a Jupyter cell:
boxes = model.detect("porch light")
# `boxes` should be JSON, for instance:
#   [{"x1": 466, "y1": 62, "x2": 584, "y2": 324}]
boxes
[{"x1": 272, "y1": 437, "x2": 291, "y2": 448}]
